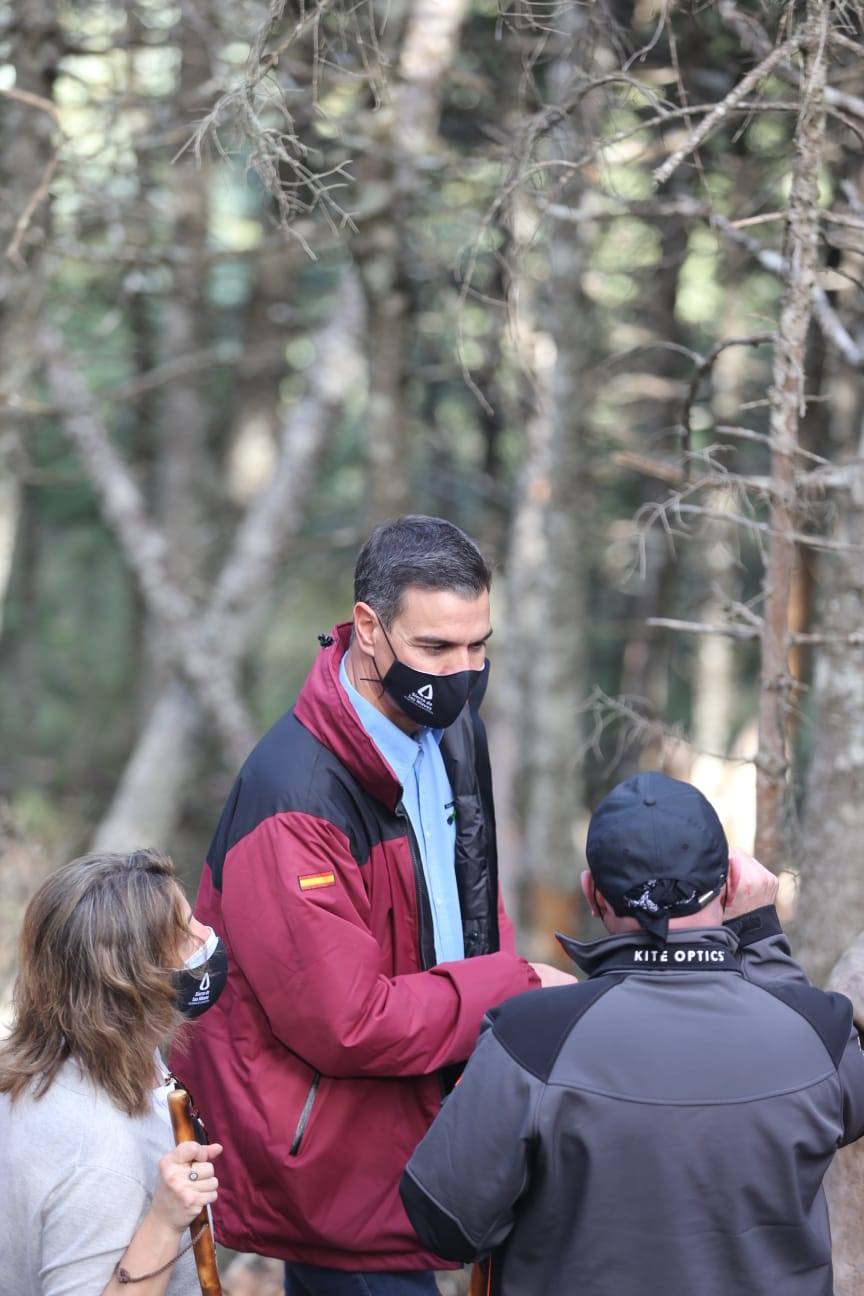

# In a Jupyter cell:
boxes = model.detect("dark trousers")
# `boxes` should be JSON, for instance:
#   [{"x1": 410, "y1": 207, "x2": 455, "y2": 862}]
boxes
[{"x1": 284, "y1": 1262, "x2": 440, "y2": 1295}]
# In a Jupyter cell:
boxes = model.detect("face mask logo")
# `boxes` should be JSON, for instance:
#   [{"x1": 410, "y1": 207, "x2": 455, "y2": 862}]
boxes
[
  {"x1": 363, "y1": 620, "x2": 487, "y2": 729},
  {"x1": 173, "y1": 928, "x2": 229, "y2": 1020}
]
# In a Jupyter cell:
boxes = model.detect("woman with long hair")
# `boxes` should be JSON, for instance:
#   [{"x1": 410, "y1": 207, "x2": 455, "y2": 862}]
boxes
[{"x1": 0, "y1": 848, "x2": 227, "y2": 1295}]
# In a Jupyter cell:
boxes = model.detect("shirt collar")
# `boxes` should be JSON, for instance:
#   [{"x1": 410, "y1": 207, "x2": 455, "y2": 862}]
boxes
[{"x1": 339, "y1": 653, "x2": 429, "y2": 784}]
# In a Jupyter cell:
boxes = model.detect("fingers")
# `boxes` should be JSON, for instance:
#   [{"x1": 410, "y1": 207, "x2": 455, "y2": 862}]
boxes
[
  {"x1": 152, "y1": 1147, "x2": 221, "y2": 1232},
  {"x1": 172, "y1": 1140, "x2": 223, "y2": 1164},
  {"x1": 187, "y1": 1166, "x2": 215, "y2": 1187},
  {"x1": 531, "y1": 962, "x2": 577, "y2": 988},
  {"x1": 723, "y1": 845, "x2": 779, "y2": 920},
  {"x1": 158, "y1": 1150, "x2": 219, "y2": 1205}
]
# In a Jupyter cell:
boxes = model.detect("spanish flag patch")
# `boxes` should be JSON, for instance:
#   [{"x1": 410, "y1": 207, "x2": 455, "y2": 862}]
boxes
[{"x1": 298, "y1": 871, "x2": 336, "y2": 891}]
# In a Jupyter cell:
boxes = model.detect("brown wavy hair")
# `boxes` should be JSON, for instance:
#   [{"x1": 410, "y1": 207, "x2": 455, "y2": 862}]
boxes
[{"x1": 0, "y1": 848, "x2": 189, "y2": 1117}]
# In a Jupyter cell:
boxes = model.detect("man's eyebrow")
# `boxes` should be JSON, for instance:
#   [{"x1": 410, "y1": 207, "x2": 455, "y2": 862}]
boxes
[{"x1": 411, "y1": 629, "x2": 494, "y2": 647}]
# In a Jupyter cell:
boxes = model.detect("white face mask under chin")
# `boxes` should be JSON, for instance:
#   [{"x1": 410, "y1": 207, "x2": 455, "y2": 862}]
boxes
[{"x1": 184, "y1": 926, "x2": 218, "y2": 970}]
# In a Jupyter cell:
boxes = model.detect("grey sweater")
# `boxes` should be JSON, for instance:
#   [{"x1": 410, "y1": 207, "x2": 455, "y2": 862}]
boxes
[
  {"x1": 402, "y1": 908, "x2": 864, "y2": 1296},
  {"x1": 0, "y1": 1060, "x2": 199, "y2": 1296}
]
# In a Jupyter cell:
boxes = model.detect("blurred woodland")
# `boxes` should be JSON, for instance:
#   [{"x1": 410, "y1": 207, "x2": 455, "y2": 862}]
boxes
[
  {"x1": 3, "y1": 0, "x2": 864, "y2": 1286},
  {"x1": 2, "y1": 0, "x2": 864, "y2": 981}
]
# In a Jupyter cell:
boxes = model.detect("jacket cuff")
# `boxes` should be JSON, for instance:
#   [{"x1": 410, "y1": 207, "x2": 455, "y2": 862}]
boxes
[
  {"x1": 724, "y1": 904, "x2": 782, "y2": 948},
  {"x1": 400, "y1": 1169, "x2": 477, "y2": 1262}
]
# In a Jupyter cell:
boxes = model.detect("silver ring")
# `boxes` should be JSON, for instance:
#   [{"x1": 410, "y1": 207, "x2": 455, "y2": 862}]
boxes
[{"x1": 188, "y1": 1169, "x2": 199, "y2": 1181}]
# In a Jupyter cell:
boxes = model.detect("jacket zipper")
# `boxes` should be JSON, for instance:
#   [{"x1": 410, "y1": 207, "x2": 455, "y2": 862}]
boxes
[
  {"x1": 289, "y1": 1070, "x2": 321, "y2": 1156},
  {"x1": 397, "y1": 801, "x2": 452, "y2": 1101},
  {"x1": 396, "y1": 801, "x2": 434, "y2": 972}
]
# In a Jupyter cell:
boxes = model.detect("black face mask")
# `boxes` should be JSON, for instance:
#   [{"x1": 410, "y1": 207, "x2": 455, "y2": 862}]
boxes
[
  {"x1": 365, "y1": 622, "x2": 487, "y2": 729},
  {"x1": 173, "y1": 929, "x2": 229, "y2": 1020}
]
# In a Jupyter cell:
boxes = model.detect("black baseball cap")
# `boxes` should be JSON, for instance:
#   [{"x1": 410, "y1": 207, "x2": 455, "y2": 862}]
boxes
[{"x1": 586, "y1": 771, "x2": 728, "y2": 940}]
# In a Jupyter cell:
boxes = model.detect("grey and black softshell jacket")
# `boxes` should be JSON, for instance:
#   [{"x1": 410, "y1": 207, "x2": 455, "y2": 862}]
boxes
[{"x1": 401, "y1": 908, "x2": 864, "y2": 1296}]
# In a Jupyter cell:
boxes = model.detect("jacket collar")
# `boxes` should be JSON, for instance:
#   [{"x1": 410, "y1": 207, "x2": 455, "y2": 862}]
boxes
[
  {"x1": 557, "y1": 925, "x2": 741, "y2": 978},
  {"x1": 294, "y1": 622, "x2": 402, "y2": 812}
]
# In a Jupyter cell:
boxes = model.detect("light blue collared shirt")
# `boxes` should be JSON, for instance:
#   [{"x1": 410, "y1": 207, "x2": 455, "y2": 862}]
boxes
[{"x1": 339, "y1": 654, "x2": 464, "y2": 964}]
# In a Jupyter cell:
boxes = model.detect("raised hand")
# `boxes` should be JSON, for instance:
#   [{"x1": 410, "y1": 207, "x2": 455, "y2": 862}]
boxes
[{"x1": 723, "y1": 846, "x2": 779, "y2": 921}]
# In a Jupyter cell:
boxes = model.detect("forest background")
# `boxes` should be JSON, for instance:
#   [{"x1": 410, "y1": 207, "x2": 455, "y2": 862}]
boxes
[{"x1": 2, "y1": 0, "x2": 864, "y2": 1284}]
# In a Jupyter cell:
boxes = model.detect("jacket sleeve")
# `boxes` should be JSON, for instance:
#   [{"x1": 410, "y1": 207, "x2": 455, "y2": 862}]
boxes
[
  {"x1": 219, "y1": 810, "x2": 539, "y2": 1078},
  {"x1": 838, "y1": 1030, "x2": 864, "y2": 1146},
  {"x1": 400, "y1": 1024, "x2": 543, "y2": 1260},
  {"x1": 725, "y1": 905, "x2": 810, "y2": 988},
  {"x1": 726, "y1": 907, "x2": 864, "y2": 1145}
]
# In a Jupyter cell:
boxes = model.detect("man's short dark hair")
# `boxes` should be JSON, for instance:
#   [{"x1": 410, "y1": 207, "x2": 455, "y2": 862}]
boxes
[{"x1": 354, "y1": 516, "x2": 492, "y2": 628}]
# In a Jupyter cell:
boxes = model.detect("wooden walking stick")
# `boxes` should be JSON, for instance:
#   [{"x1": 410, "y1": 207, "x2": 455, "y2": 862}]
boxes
[
  {"x1": 468, "y1": 1259, "x2": 491, "y2": 1296},
  {"x1": 167, "y1": 1086, "x2": 223, "y2": 1296}
]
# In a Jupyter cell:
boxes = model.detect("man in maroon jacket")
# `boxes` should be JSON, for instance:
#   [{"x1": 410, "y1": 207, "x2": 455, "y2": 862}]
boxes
[{"x1": 175, "y1": 516, "x2": 570, "y2": 1295}]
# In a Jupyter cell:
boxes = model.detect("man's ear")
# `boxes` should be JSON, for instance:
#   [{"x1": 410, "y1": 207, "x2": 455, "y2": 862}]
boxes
[
  {"x1": 353, "y1": 602, "x2": 379, "y2": 656},
  {"x1": 581, "y1": 869, "x2": 600, "y2": 918}
]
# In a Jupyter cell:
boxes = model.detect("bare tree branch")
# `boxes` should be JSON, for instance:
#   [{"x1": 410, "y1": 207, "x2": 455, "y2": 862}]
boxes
[
  {"x1": 5, "y1": 154, "x2": 59, "y2": 269},
  {"x1": 648, "y1": 618, "x2": 864, "y2": 646},
  {"x1": 207, "y1": 274, "x2": 366, "y2": 654},
  {"x1": 0, "y1": 85, "x2": 60, "y2": 121},
  {"x1": 653, "y1": 34, "x2": 804, "y2": 186},
  {"x1": 41, "y1": 327, "x2": 258, "y2": 763},
  {"x1": 648, "y1": 617, "x2": 760, "y2": 640},
  {"x1": 88, "y1": 272, "x2": 366, "y2": 849},
  {"x1": 679, "y1": 333, "x2": 775, "y2": 464},
  {"x1": 717, "y1": 0, "x2": 864, "y2": 123}
]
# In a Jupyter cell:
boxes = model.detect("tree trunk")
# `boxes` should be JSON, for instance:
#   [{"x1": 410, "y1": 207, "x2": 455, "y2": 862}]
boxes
[
  {"x1": 616, "y1": 208, "x2": 689, "y2": 752},
  {"x1": 353, "y1": 0, "x2": 471, "y2": 525},
  {"x1": 518, "y1": 230, "x2": 590, "y2": 956},
  {"x1": 0, "y1": 439, "x2": 22, "y2": 638},
  {"x1": 795, "y1": 443, "x2": 864, "y2": 984},
  {"x1": 499, "y1": 11, "x2": 596, "y2": 958},
  {"x1": 0, "y1": 807, "x2": 51, "y2": 1030},
  {"x1": 755, "y1": 0, "x2": 828, "y2": 871},
  {"x1": 0, "y1": 0, "x2": 61, "y2": 636},
  {"x1": 91, "y1": 685, "x2": 200, "y2": 852}
]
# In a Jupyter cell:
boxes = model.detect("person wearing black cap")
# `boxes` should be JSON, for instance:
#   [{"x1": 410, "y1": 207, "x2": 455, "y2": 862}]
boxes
[
  {"x1": 399, "y1": 771, "x2": 864, "y2": 1296},
  {"x1": 583, "y1": 768, "x2": 731, "y2": 941}
]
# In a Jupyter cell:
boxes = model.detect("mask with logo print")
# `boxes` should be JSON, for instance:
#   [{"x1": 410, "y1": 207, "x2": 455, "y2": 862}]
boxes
[
  {"x1": 173, "y1": 927, "x2": 229, "y2": 1020},
  {"x1": 367, "y1": 621, "x2": 488, "y2": 729}
]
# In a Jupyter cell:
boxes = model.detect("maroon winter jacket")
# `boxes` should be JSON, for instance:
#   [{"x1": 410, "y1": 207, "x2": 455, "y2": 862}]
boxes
[{"x1": 173, "y1": 623, "x2": 539, "y2": 1270}]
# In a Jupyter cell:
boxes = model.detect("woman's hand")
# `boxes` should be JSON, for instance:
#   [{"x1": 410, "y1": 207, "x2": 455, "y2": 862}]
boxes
[{"x1": 149, "y1": 1141, "x2": 222, "y2": 1234}]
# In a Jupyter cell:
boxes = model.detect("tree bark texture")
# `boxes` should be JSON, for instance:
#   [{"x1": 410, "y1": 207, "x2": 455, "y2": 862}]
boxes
[
  {"x1": 755, "y1": 0, "x2": 828, "y2": 872},
  {"x1": 0, "y1": 1, "x2": 61, "y2": 636},
  {"x1": 796, "y1": 452, "x2": 864, "y2": 984},
  {"x1": 499, "y1": 10, "x2": 596, "y2": 958}
]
